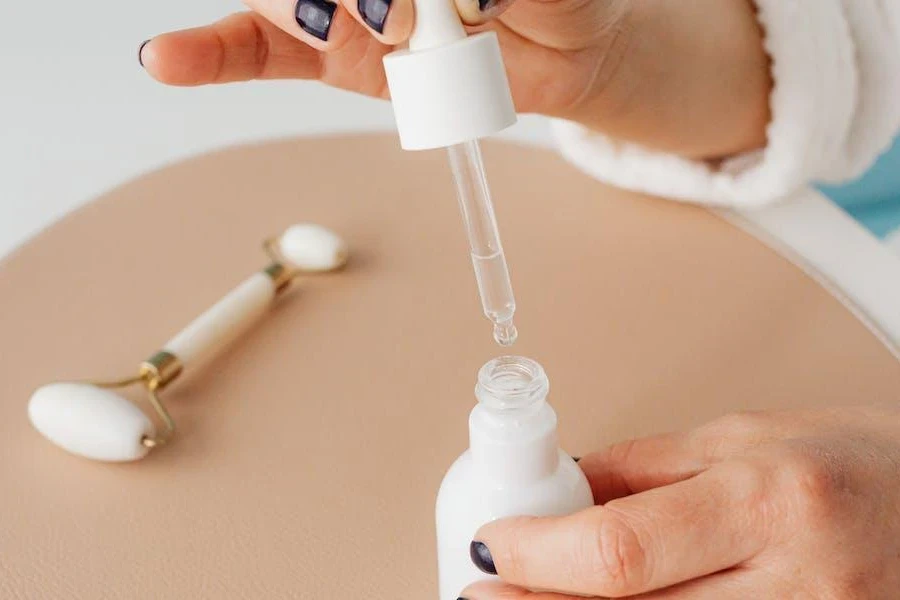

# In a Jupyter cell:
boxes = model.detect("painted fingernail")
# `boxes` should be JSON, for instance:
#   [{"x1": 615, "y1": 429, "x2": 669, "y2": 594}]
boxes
[
  {"x1": 358, "y1": 0, "x2": 391, "y2": 34},
  {"x1": 138, "y1": 39, "x2": 151, "y2": 68},
  {"x1": 295, "y1": 0, "x2": 338, "y2": 41},
  {"x1": 470, "y1": 541, "x2": 497, "y2": 575},
  {"x1": 478, "y1": 0, "x2": 499, "y2": 11}
]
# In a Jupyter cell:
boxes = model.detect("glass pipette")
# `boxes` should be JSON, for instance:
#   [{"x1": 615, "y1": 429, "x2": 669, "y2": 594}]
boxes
[{"x1": 447, "y1": 139, "x2": 518, "y2": 347}]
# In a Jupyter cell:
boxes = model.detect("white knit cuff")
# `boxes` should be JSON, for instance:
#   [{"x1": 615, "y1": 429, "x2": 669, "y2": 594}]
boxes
[
  {"x1": 552, "y1": 0, "x2": 857, "y2": 209},
  {"x1": 887, "y1": 228, "x2": 900, "y2": 257}
]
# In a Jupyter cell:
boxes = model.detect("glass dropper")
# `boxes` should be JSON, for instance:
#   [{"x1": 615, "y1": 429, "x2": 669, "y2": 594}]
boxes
[{"x1": 447, "y1": 139, "x2": 518, "y2": 347}]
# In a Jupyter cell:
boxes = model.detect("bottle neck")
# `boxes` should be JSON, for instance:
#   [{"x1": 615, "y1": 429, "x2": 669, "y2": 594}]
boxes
[{"x1": 469, "y1": 357, "x2": 560, "y2": 485}]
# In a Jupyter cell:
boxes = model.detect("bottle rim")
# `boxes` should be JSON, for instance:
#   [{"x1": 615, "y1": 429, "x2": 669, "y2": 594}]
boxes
[{"x1": 475, "y1": 355, "x2": 549, "y2": 411}]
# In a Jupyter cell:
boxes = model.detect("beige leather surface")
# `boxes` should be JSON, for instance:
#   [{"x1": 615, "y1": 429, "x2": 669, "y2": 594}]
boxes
[{"x1": 1, "y1": 135, "x2": 898, "y2": 599}]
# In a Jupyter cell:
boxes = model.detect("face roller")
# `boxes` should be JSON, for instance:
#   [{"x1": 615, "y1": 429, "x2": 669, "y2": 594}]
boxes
[{"x1": 27, "y1": 224, "x2": 348, "y2": 462}]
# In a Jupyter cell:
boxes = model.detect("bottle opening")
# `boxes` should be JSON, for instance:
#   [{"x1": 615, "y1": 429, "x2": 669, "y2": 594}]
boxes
[{"x1": 476, "y1": 356, "x2": 548, "y2": 411}]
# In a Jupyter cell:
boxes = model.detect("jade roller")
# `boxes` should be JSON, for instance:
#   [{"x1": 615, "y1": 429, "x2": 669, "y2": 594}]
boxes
[{"x1": 27, "y1": 224, "x2": 349, "y2": 462}]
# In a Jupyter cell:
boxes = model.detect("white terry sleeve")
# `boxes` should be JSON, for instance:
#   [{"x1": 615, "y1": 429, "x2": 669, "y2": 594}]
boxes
[{"x1": 553, "y1": 0, "x2": 900, "y2": 209}]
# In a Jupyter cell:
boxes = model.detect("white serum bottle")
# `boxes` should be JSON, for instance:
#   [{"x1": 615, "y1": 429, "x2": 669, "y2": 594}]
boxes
[{"x1": 435, "y1": 356, "x2": 594, "y2": 599}]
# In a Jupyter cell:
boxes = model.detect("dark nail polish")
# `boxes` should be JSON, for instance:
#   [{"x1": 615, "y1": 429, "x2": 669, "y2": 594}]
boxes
[
  {"x1": 295, "y1": 0, "x2": 338, "y2": 41},
  {"x1": 478, "y1": 0, "x2": 498, "y2": 11},
  {"x1": 358, "y1": 0, "x2": 391, "y2": 34},
  {"x1": 138, "y1": 39, "x2": 151, "y2": 68},
  {"x1": 457, "y1": 597, "x2": 469, "y2": 600},
  {"x1": 470, "y1": 541, "x2": 497, "y2": 575}
]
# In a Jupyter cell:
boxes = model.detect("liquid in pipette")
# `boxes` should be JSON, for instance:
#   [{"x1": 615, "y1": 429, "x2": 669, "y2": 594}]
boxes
[
  {"x1": 471, "y1": 250, "x2": 518, "y2": 346},
  {"x1": 447, "y1": 140, "x2": 519, "y2": 347}
]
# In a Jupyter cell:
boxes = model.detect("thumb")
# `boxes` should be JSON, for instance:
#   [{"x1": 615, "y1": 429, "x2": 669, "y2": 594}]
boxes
[
  {"x1": 453, "y1": 0, "x2": 517, "y2": 25},
  {"x1": 471, "y1": 460, "x2": 770, "y2": 597}
]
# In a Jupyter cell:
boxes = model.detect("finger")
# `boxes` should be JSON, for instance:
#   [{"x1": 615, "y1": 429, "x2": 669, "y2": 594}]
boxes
[
  {"x1": 340, "y1": 0, "x2": 413, "y2": 44},
  {"x1": 461, "y1": 566, "x2": 760, "y2": 600},
  {"x1": 141, "y1": 13, "x2": 321, "y2": 86},
  {"x1": 582, "y1": 412, "x2": 794, "y2": 505},
  {"x1": 481, "y1": 0, "x2": 614, "y2": 50},
  {"x1": 474, "y1": 460, "x2": 771, "y2": 597},
  {"x1": 144, "y1": 11, "x2": 391, "y2": 98},
  {"x1": 579, "y1": 433, "x2": 711, "y2": 505},
  {"x1": 454, "y1": 0, "x2": 517, "y2": 25},
  {"x1": 689, "y1": 411, "x2": 782, "y2": 448},
  {"x1": 462, "y1": 572, "x2": 757, "y2": 600},
  {"x1": 246, "y1": 0, "x2": 394, "y2": 95},
  {"x1": 460, "y1": 580, "x2": 583, "y2": 600},
  {"x1": 244, "y1": 0, "x2": 362, "y2": 51},
  {"x1": 633, "y1": 568, "x2": 758, "y2": 599}
]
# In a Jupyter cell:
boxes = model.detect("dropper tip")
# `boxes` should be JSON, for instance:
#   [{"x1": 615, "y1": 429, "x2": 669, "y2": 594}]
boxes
[{"x1": 493, "y1": 320, "x2": 518, "y2": 347}]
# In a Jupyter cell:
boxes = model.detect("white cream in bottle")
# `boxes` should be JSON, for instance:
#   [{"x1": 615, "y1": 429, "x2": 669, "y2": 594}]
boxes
[{"x1": 435, "y1": 356, "x2": 593, "y2": 599}]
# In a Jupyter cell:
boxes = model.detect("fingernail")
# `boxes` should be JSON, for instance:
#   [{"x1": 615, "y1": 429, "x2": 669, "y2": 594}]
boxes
[
  {"x1": 295, "y1": 0, "x2": 338, "y2": 41},
  {"x1": 358, "y1": 0, "x2": 391, "y2": 34},
  {"x1": 138, "y1": 39, "x2": 151, "y2": 68},
  {"x1": 470, "y1": 541, "x2": 497, "y2": 575},
  {"x1": 573, "y1": 456, "x2": 581, "y2": 463},
  {"x1": 478, "y1": 0, "x2": 498, "y2": 11}
]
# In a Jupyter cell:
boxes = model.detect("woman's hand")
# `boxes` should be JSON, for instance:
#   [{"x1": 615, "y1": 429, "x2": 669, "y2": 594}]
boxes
[
  {"x1": 463, "y1": 406, "x2": 900, "y2": 599},
  {"x1": 140, "y1": 0, "x2": 770, "y2": 159}
]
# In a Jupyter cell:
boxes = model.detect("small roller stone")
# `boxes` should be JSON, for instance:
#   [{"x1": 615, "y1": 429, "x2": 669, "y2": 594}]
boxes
[{"x1": 278, "y1": 224, "x2": 348, "y2": 272}]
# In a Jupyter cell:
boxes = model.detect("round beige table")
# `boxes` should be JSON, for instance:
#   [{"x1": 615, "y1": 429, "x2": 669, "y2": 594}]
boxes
[{"x1": 1, "y1": 135, "x2": 898, "y2": 598}]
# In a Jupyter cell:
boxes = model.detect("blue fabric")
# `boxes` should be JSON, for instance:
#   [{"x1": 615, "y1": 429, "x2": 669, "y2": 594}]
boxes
[{"x1": 817, "y1": 136, "x2": 900, "y2": 238}]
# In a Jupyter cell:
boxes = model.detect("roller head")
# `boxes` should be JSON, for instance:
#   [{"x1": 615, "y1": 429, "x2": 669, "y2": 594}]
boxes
[
  {"x1": 28, "y1": 383, "x2": 154, "y2": 462},
  {"x1": 278, "y1": 224, "x2": 349, "y2": 272}
]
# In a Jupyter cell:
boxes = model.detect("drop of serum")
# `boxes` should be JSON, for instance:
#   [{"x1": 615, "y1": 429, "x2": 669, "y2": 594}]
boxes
[{"x1": 493, "y1": 320, "x2": 518, "y2": 346}]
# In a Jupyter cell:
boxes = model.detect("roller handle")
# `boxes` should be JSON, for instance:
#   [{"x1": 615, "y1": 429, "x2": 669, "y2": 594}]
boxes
[{"x1": 162, "y1": 272, "x2": 277, "y2": 368}]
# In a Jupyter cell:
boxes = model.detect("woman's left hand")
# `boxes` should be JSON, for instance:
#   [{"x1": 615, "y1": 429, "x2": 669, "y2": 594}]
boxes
[{"x1": 463, "y1": 406, "x2": 900, "y2": 599}]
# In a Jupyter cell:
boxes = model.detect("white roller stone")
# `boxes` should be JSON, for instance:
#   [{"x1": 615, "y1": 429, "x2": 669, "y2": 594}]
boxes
[
  {"x1": 28, "y1": 383, "x2": 154, "y2": 461},
  {"x1": 278, "y1": 224, "x2": 348, "y2": 272}
]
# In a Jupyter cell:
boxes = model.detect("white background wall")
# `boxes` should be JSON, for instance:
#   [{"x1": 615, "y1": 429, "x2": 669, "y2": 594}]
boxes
[{"x1": 0, "y1": 0, "x2": 550, "y2": 258}]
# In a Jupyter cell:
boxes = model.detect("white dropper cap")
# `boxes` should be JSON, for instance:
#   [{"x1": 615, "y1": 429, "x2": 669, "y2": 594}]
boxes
[{"x1": 382, "y1": 0, "x2": 518, "y2": 150}]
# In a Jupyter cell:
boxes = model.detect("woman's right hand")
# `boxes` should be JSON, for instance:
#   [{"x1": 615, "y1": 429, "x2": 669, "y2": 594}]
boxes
[
  {"x1": 141, "y1": 0, "x2": 770, "y2": 159},
  {"x1": 464, "y1": 406, "x2": 900, "y2": 599}
]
